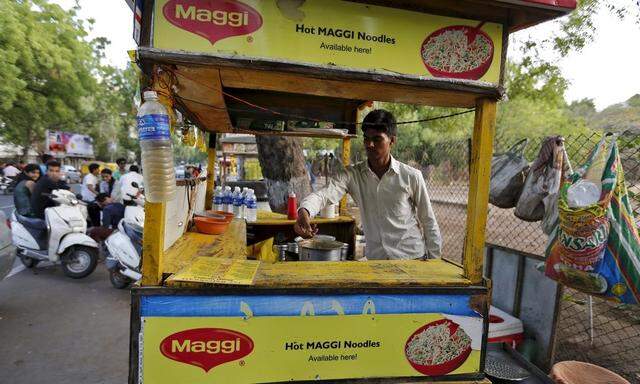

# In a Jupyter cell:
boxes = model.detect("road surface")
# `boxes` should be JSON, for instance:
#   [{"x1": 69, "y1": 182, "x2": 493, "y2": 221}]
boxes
[{"x1": 0, "y1": 186, "x2": 130, "y2": 384}]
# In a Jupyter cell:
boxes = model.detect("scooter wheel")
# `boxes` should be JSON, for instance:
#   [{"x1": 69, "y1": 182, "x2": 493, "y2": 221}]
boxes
[
  {"x1": 61, "y1": 246, "x2": 98, "y2": 279},
  {"x1": 109, "y1": 270, "x2": 131, "y2": 289},
  {"x1": 19, "y1": 252, "x2": 39, "y2": 268}
]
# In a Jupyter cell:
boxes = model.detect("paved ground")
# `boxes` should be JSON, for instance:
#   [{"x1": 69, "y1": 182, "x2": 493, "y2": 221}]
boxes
[{"x1": 0, "y1": 186, "x2": 130, "y2": 384}]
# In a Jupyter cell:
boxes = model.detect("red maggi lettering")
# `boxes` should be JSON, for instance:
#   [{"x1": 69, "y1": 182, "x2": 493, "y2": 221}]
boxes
[
  {"x1": 163, "y1": 0, "x2": 263, "y2": 45},
  {"x1": 160, "y1": 328, "x2": 254, "y2": 372}
]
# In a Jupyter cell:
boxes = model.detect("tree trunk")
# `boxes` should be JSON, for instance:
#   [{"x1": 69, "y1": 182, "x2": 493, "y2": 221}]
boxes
[{"x1": 256, "y1": 136, "x2": 311, "y2": 214}]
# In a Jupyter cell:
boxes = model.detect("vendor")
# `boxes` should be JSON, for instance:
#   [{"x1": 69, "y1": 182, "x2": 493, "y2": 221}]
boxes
[{"x1": 294, "y1": 109, "x2": 441, "y2": 260}]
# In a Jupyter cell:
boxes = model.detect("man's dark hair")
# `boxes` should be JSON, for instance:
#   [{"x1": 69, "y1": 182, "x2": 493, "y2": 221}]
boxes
[
  {"x1": 101, "y1": 168, "x2": 112, "y2": 175},
  {"x1": 361, "y1": 109, "x2": 397, "y2": 137},
  {"x1": 95, "y1": 193, "x2": 110, "y2": 203},
  {"x1": 47, "y1": 160, "x2": 61, "y2": 169},
  {"x1": 24, "y1": 164, "x2": 40, "y2": 173},
  {"x1": 129, "y1": 165, "x2": 139, "y2": 173},
  {"x1": 116, "y1": 158, "x2": 126, "y2": 165},
  {"x1": 89, "y1": 163, "x2": 100, "y2": 173},
  {"x1": 41, "y1": 154, "x2": 53, "y2": 164}
]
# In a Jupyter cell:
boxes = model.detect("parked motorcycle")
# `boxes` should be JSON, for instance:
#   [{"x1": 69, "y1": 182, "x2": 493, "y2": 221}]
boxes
[
  {"x1": 104, "y1": 182, "x2": 144, "y2": 289},
  {"x1": 10, "y1": 189, "x2": 99, "y2": 278},
  {"x1": 0, "y1": 176, "x2": 15, "y2": 195}
]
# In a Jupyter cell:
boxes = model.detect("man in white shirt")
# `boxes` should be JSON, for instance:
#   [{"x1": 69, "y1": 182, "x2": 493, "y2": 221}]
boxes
[
  {"x1": 81, "y1": 163, "x2": 100, "y2": 202},
  {"x1": 2, "y1": 162, "x2": 20, "y2": 178},
  {"x1": 294, "y1": 110, "x2": 441, "y2": 260},
  {"x1": 113, "y1": 164, "x2": 144, "y2": 202}
]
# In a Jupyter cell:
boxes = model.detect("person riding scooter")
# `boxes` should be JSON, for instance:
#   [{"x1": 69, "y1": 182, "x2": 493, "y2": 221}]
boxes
[
  {"x1": 11, "y1": 188, "x2": 99, "y2": 278},
  {"x1": 31, "y1": 160, "x2": 69, "y2": 219}
]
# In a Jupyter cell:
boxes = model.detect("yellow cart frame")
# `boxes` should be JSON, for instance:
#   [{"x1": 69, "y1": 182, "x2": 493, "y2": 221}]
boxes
[{"x1": 129, "y1": 1, "x2": 575, "y2": 383}]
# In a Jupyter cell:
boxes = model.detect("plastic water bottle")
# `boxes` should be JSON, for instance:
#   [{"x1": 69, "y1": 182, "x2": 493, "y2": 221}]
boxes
[
  {"x1": 240, "y1": 187, "x2": 249, "y2": 219},
  {"x1": 222, "y1": 186, "x2": 233, "y2": 213},
  {"x1": 213, "y1": 186, "x2": 223, "y2": 211},
  {"x1": 137, "y1": 91, "x2": 176, "y2": 202},
  {"x1": 245, "y1": 189, "x2": 257, "y2": 222},
  {"x1": 232, "y1": 186, "x2": 243, "y2": 218}
]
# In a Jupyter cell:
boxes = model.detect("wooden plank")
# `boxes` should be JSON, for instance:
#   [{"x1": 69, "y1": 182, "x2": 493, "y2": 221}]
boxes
[
  {"x1": 220, "y1": 67, "x2": 484, "y2": 108},
  {"x1": 163, "y1": 219, "x2": 247, "y2": 275},
  {"x1": 172, "y1": 66, "x2": 234, "y2": 133},
  {"x1": 463, "y1": 98, "x2": 496, "y2": 284},
  {"x1": 233, "y1": 127, "x2": 356, "y2": 139},
  {"x1": 141, "y1": 202, "x2": 166, "y2": 286},
  {"x1": 166, "y1": 259, "x2": 474, "y2": 288},
  {"x1": 204, "y1": 133, "x2": 216, "y2": 210}
]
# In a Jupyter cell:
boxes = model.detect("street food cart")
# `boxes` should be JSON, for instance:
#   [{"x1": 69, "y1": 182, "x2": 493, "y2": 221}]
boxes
[{"x1": 129, "y1": 1, "x2": 575, "y2": 383}]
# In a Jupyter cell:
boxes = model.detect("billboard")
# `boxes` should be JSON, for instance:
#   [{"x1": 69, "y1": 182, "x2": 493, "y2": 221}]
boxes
[{"x1": 46, "y1": 131, "x2": 95, "y2": 158}]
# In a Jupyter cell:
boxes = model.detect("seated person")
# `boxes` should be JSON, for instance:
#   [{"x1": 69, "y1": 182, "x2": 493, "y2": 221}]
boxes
[
  {"x1": 87, "y1": 193, "x2": 125, "y2": 242},
  {"x1": 30, "y1": 160, "x2": 69, "y2": 219},
  {"x1": 99, "y1": 168, "x2": 115, "y2": 195},
  {"x1": 13, "y1": 164, "x2": 41, "y2": 217}
]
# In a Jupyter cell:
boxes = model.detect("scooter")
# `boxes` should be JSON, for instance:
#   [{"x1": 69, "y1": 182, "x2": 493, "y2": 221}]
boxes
[
  {"x1": 0, "y1": 176, "x2": 15, "y2": 195},
  {"x1": 104, "y1": 182, "x2": 144, "y2": 289},
  {"x1": 10, "y1": 189, "x2": 99, "y2": 278}
]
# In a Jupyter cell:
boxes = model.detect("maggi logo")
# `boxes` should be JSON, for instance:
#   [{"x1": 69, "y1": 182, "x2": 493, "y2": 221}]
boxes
[
  {"x1": 163, "y1": 0, "x2": 263, "y2": 45},
  {"x1": 160, "y1": 328, "x2": 254, "y2": 372}
]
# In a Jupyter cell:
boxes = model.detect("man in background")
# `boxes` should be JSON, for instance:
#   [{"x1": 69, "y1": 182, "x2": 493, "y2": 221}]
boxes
[
  {"x1": 113, "y1": 158, "x2": 127, "y2": 180},
  {"x1": 2, "y1": 161, "x2": 20, "y2": 179},
  {"x1": 99, "y1": 168, "x2": 115, "y2": 195},
  {"x1": 87, "y1": 193, "x2": 126, "y2": 242},
  {"x1": 81, "y1": 163, "x2": 100, "y2": 202}
]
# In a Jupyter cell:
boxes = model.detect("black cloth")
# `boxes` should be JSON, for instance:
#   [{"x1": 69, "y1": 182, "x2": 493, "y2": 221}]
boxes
[
  {"x1": 30, "y1": 176, "x2": 69, "y2": 219},
  {"x1": 102, "y1": 203, "x2": 125, "y2": 229},
  {"x1": 87, "y1": 202, "x2": 102, "y2": 228}
]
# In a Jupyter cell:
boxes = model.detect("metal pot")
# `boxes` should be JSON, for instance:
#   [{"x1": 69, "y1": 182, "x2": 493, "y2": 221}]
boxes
[{"x1": 298, "y1": 239, "x2": 345, "y2": 261}]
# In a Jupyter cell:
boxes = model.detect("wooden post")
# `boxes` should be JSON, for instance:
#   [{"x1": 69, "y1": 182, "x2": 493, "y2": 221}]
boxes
[
  {"x1": 339, "y1": 137, "x2": 351, "y2": 215},
  {"x1": 463, "y1": 98, "x2": 496, "y2": 284},
  {"x1": 141, "y1": 202, "x2": 166, "y2": 286},
  {"x1": 205, "y1": 133, "x2": 217, "y2": 210}
]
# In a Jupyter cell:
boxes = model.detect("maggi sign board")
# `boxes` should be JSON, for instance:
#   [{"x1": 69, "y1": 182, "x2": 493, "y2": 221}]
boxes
[{"x1": 152, "y1": 0, "x2": 504, "y2": 84}]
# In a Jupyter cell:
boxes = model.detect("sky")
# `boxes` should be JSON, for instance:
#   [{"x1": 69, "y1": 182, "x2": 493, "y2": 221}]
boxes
[{"x1": 54, "y1": 0, "x2": 640, "y2": 111}]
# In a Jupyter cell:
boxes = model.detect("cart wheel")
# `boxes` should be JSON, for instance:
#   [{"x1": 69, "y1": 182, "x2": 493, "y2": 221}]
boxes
[{"x1": 109, "y1": 270, "x2": 131, "y2": 289}]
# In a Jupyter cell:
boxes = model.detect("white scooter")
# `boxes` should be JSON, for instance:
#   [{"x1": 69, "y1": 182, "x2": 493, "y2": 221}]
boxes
[
  {"x1": 104, "y1": 182, "x2": 144, "y2": 289},
  {"x1": 10, "y1": 189, "x2": 99, "y2": 278}
]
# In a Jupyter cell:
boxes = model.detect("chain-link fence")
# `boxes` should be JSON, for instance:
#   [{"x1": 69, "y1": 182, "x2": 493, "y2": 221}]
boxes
[{"x1": 416, "y1": 130, "x2": 640, "y2": 382}]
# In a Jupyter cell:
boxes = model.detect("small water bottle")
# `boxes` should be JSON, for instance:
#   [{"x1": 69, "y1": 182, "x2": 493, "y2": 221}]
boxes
[
  {"x1": 232, "y1": 186, "x2": 243, "y2": 218},
  {"x1": 240, "y1": 187, "x2": 249, "y2": 219},
  {"x1": 213, "y1": 186, "x2": 223, "y2": 211},
  {"x1": 222, "y1": 186, "x2": 233, "y2": 213},
  {"x1": 137, "y1": 91, "x2": 176, "y2": 202},
  {"x1": 245, "y1": 189, "x2": 257, "y2": 222}
]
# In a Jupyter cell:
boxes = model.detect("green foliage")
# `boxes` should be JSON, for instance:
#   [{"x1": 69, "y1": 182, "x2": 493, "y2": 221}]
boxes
[{"x1": 0, "y1": 0, "x2": 140, "y2": 163}]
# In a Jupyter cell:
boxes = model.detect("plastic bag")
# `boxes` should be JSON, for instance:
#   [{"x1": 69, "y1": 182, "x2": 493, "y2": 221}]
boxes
[
  {"x1": 541, "y1": 142, "x2": 572, "y2": 235},
  {"x1": 515, "y1": 137, "x2": 564, "y2": 222},
  {"x1": 489, "y1": 139, "x2": 530, "y2": 208},
  {"x1": 545, "y1": 135, "x2": 640, "y2": 304}
]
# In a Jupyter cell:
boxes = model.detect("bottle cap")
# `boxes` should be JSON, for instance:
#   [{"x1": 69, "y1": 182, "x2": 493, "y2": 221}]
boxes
[{"x1": 143, "y1": 91, "x2": 158, "y2": 100}]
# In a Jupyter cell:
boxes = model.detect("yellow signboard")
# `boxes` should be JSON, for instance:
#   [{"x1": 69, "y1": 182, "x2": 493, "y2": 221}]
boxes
[
  {"x1": 142, "y1": 314, "x2": 482, "y2": 383},
  {"x1": 152, "y1": 0, "x2": 504, "y2": 84}
]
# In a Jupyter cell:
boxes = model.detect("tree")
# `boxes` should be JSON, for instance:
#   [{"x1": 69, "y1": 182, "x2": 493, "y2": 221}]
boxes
[
  {"x1": 0, "y1": 0, "x2": 100, "y2": 158},
  {"x1": 256, "y1": 136, "x2": 311, "y2": 214}
]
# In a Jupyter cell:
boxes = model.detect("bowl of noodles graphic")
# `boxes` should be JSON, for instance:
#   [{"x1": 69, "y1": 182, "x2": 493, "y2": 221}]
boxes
[
  {"x1": 421, "y1": 25, "x2": 494, "y2": 80},
  {"x1": 405, "y1": 318, "x2": 472, "y2": 376}
]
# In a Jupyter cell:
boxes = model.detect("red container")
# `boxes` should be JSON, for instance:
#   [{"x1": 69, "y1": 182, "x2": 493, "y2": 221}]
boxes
[
  {"x1": 287, "y1": 192, "x2": 298, "y2": 220},
  {"x1": 405, "y1": 318, "x2": 472, "y2": 376}
]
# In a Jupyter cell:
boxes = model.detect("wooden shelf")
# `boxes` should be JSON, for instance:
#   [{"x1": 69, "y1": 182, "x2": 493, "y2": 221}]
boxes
[{"x1": 222, "y1": 151, "x2": 259, "y2": 157}]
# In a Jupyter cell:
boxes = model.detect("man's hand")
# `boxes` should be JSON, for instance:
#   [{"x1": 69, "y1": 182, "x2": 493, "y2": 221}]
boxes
[{"x1": 294, "y1": 208, "x2": 318, "y2": 238}]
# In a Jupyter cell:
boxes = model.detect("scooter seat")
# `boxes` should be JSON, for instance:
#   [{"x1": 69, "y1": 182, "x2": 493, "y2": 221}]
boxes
[{"x1": 17, "y1": 215, "x2": 47, "y2": 230}]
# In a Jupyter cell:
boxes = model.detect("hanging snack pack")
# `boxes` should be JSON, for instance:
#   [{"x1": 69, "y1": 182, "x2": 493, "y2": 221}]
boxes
[
  {"x1": 545, "y1": 136, "x2": 640, "y2": 304},
  {"x1": 489, "y1": 139, "x2": 530, "y2": 208}
]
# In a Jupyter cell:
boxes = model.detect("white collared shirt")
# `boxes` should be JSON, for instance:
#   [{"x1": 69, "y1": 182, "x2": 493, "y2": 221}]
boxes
[{"x1": 300, "y1": 157, "x2": 442, "y2": 260}]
